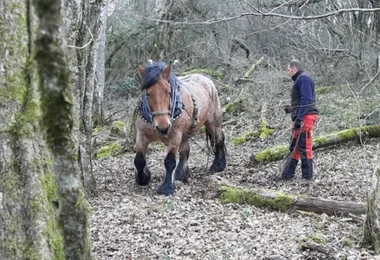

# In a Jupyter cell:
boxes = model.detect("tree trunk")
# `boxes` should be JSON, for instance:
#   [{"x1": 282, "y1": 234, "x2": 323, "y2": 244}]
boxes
[
  {"x1": 93, "y1": 0, "x2": 109, "y2": 126},
  {"x1": 0, "y1": 0, "x2": 91, "y2": 259},
  {"x1": 364, "y1": 167, "x2": 380, "y2": 254},
  {"x1": 73, "y1": 0, "x2": 105, "y2": 196},
  {"x1": 251, "y1": 124, "x2": 380, "y2": 164}
]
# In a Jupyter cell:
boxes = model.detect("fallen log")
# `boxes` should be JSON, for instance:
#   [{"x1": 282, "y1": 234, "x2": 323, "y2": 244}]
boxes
[
  {"x1": 251, "y1": 124, "x2": 380, "y2": 164},
  {"x1": 216, "y1": 182, "x2": 365, "y2": 216},
  {"x1": 243, "y1": 56, "x2": 264, "y2": 78}
]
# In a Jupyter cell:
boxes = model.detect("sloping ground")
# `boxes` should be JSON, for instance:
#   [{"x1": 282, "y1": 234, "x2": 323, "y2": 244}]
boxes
[
  {"x1": 90, "y1": 137, "x2": 378, "y2": 259},
  {"x1": 91, "y1": 70, "x2": 380, "y2": 259}
]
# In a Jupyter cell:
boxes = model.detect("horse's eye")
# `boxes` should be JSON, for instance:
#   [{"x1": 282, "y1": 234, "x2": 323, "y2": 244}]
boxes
[
  {"x1": 168, "y1": 92, "x2": 171, "y2": 96},
  {"x1": 146, "y1": 93, "x2": 150, "y2": 97}
]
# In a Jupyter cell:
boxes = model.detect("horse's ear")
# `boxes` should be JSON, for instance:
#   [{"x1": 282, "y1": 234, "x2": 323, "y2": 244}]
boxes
[
  {"x1": 162, "y1": 63, "x2": 171, "y2": 80},
  {"x1": 137, "y1": 65, "x2": 145, "y2": 78}
]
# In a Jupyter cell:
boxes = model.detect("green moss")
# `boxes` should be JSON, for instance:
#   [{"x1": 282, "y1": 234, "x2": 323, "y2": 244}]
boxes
[
  {"x1": 232, "y1": 121, "x2": 274, "y2": 145},
  {"x1": 299, "y1": 233, "x2": 325, "y2": 245},
  {"x1": 0, "y1": 2, "x2": 28, "y2": 102},
  {"x1": 232, "y1": 136, "x2": 247, "y2": 145},
  {"x1": 223, "y1": 97, "x2": 249, "y2": 116},
  {"x1": 313, "y1": 136, "x2": 328, "y2": 146},
  {"x1": 336, "y1": 129, "x2": 357, "y2": 139},
  {"x1": 219, "y1": 186, "x2": 293, "y2": 212},
  {"x1": 96, "y1": 142, "x2": 122, "y2": 159},
  {"x1": 110, "y1": 120, "x2": 126, "y2": 138},
  {"x1": 254, "y1": 145, "x2": 288, "y2": 163},
  {"x1": 258, "y1": 121, "x2": 274, "y2": 140},
  {"x1": 93, "y1": 125, "x2": 103, "y2": 136},
  {"x1": 11, "y1": 91, "x2": 40, "y2": 137}
]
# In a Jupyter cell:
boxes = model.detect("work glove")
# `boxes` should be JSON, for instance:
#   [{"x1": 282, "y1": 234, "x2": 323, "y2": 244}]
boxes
[
  {"x1": 293, "y1": 119, "x2": 302, "y2": 129},
  {"x1": 284, "y1": 105, "x2": 292, "y2": 114}
]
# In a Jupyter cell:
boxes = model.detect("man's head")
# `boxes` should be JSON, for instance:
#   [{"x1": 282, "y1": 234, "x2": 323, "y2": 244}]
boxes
[{"x1": 287, "y1": 59, "x2": 302, "y2": 77}]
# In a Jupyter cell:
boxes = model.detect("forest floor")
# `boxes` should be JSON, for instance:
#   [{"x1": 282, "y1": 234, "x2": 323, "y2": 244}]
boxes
[{"x1": 89, "y1": 69, "x2": 380, "y2": 259}]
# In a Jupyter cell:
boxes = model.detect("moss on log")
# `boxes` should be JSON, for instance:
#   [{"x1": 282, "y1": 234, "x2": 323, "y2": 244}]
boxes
[
  {"x1": 243, "y1": 57, "x2": 264, "y2": 78},
  {"x1": 218, "y1": 184, "x2": 365, "y2": 216},
  {"x1": 252, "y1": 124, "x2": 380, "y2": 164}
]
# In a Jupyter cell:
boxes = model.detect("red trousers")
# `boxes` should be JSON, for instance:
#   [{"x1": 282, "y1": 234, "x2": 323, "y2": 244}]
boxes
[{"x1": 291, "y1": 114, "x2": 317, "y2": 160}]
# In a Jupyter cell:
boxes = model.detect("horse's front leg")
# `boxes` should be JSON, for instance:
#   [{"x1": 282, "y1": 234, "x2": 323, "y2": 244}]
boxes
[
  {"x1": 157, "y1": 134, "x2": 182, "y2": 196},
  {"x1": 134, "y1": 132, "x2": 151, "y2": 186}
]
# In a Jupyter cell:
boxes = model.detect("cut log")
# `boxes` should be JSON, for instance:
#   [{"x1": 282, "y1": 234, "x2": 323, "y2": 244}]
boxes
[
  {"x1": 214, "y1": 179, "x2": 365, "y2": 216},
  {"x1": 251, "y1": 124, "x2": 380, "y2": 164}
]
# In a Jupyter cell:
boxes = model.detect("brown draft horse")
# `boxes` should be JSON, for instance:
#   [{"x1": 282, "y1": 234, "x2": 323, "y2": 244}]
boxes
[{"x1": 134, "y1": 61, "x2": 227, "y2": 195}]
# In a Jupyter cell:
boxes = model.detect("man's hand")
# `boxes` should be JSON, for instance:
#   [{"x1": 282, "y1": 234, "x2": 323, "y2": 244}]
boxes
[
  {"x1": 284, "y1": 105, "x2": 292, "y2": 114},
  {"x1": 293, "y1": 119, "x2": 302, "y2": 129}
]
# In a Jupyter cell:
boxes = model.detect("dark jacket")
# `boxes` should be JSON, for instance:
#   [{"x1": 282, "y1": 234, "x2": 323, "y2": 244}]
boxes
[{"x1": 291, "y1": 70, "x2": 318, "y2": 121}]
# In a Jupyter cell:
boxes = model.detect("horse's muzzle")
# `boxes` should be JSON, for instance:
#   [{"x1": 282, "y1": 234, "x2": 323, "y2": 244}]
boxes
[{"x1": 155, "y1": 123, "x2": 172, "y2": 135}]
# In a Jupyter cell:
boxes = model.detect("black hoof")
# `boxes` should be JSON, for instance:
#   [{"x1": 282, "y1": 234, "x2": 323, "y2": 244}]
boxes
[
  {"x1": 208, "y1": 162, "x2": 226, "y2": 173},
  {"x1": 135, "y1": 167, "x2": 151, "y2": 186},
  {"x1": 157, "y1": 182, "x2": 175, "y2": 196},
  {"x1": 175, "y1": 167, "x2": 189, "y2": 184}
]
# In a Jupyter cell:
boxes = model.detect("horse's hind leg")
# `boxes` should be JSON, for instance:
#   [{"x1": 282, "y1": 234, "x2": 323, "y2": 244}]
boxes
[
  {"x1": 175, "y1": 138, "x2": 190, "y2": 183},
  {"x1": 205, "y1": 122, "x2": 227, "y2": 173},
  {"x1": 134, "y1": 133, "x2": 151, "y2": 186}
]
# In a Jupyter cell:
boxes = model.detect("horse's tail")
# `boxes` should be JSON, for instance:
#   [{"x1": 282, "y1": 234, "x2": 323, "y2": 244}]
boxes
[{"x1": 205, "y1": 127, "x2": 228, "y2": 158}]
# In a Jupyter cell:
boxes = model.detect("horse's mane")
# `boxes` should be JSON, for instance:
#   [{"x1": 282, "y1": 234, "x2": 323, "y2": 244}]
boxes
[{"x1": 141, "y1": 62, "x2": 177, "y2": 90}]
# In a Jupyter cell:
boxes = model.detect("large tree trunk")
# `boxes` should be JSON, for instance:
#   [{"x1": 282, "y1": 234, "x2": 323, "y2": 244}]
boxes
[
  {"x1": 364, "y1": 166, "x2": 380, "y2": 254},
  {"x1": 0, "y1": 2, "x2": 60, "y2": 258},
  {"x1": 0, "y1": 0, "x2": 92, "y2": 259},
  {"x1": 251, "y1": 125, "x2": 380, "y2": 164}
]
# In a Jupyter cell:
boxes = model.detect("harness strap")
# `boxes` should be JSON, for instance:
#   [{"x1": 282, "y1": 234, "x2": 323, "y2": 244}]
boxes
[{"x1": 152, "y1": 110, "x2": 170, "y2": 116}]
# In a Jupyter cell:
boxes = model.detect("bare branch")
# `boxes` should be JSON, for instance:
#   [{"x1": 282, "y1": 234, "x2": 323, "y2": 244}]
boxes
[{"x1": 145, "y1": 7, "x2": 380, "y2": 25}]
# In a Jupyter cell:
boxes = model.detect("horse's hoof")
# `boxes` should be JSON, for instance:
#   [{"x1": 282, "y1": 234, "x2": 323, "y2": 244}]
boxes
[
  {"x1": 135, "y1": 168, "x2": 151, "y2": 186},
  {"x1": 157, "y1": 182, "x2": 175, "y2": 196},
  {"x1": 175, "y1": 167, "x2": 189, "y2": 184},
  {"x1": 209, "y1": 163, "x2": 226, "y2": 173}
]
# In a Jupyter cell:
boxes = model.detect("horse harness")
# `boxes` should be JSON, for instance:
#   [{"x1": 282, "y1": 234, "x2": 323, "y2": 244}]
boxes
[{"x1": 137, "y1": 78, "x2": 198, "y2": 131}]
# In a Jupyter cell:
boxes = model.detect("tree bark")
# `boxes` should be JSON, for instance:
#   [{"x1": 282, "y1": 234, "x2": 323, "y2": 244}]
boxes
[
  {"x1": 0, "y1": 0, "x2": 91, "y2": 259},
  {"x1": 364, "y1": 167, "x2": 380, "y2": 254},
  {"x1": 0, "y1": 1, "x2": 59, "y2": 258},
  {"x1": 251, "y1": 124, "x2": 380, "y2": 164},
  {"x1": 72, "y1": 0, "x2": 105, "y2": 196},
  {"x1": 33, "y1": 0, "x2": 92, "y2": 258},
  {"x1": 93, "y1": 0, "x2": 109, "y2": 126}
]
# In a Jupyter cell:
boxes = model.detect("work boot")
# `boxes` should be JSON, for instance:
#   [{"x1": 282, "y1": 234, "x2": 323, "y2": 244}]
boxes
[
  {"x1": 281, "y1": 158, "x2": 298, "y2": 179},
  {"x1": 301, "y1": 159, "x2": 313, "y2": 180}
]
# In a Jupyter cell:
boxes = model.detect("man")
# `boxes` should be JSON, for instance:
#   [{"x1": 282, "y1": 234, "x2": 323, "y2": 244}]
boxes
[{"x1": 282, "y1": 60, "x2": 318, "y2": 180}]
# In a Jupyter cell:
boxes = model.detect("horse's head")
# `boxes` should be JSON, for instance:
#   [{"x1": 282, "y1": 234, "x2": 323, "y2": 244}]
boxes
[{"x1": 138, "y1": 62, "x2": 173, "y2": 135}]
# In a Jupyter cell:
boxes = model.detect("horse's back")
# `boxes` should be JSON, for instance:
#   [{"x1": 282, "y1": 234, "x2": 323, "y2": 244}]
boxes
[
  {"x1": 178, "y1": 73, "x2": 222, "y2": 126},
  {"x1": 178, "y1": 74, "x2": 217, "y2": 94}
]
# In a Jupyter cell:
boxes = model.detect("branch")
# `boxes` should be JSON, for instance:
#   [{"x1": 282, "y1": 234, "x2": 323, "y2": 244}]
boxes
[{"x1": 145, "y1": 8, "x2": 380, "y2": 25}]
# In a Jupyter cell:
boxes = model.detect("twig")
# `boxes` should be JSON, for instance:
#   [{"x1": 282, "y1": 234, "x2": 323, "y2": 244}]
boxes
[{"x1": 67, "y1": 26, "x2": 94, "y2": 49}]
